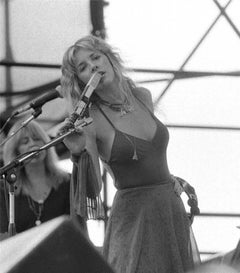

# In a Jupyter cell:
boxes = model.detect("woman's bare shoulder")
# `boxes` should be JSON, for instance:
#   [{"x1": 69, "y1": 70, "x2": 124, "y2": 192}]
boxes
[{"x1": 132, "y1": 87, "x2": 154, "y2": 112}]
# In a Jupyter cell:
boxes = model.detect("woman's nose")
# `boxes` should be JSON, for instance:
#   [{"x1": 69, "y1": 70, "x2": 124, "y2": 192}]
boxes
[
  {"x1": 91, "y1": 65, "x2": 98, "y2": 73},
  {"x1": 28, "y1": 138, "x2": 35, "y2": 146}
]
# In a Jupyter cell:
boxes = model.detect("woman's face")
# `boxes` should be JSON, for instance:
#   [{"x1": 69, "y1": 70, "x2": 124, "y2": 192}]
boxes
[
  {"x1": 18, "y1": 133, "x2": 46, "y2": 163},
  {"x1": 75, "y1": 48, "x2": 115, "y2": 87}
]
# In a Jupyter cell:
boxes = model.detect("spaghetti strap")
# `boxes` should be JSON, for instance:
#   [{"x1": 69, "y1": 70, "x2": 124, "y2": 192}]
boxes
[
  {"x1": 134, "y1": 95, "x2": 155, "y2": 119},
  {"x1": 94, "y1": 103, "x2": 117, "y2": 130},
  {"x1": 94, "y1": 102, "x2": 139, "y2": 161}
]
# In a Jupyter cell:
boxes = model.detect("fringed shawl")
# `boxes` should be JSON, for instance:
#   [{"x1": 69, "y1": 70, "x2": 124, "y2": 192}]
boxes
[{"x1": 70, "y1": 150, "x2": 105, "y2": 220}]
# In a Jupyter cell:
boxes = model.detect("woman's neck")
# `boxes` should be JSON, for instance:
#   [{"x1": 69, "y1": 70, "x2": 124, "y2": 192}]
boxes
[
  {"x1": 25, "y1": 163, "x2": 48, "y2": 186},
  {"x1": 97, "y1": 81, "x2": 126, "y2": 104},
  {"x1": 24, "y1": 163, "x2": 51, "y2": 201}
]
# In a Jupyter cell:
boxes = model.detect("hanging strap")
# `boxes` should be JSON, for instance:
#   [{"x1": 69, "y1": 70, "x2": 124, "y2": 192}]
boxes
[{"x1": 70, "y1": 150, "x2": 105, "y2": 220}]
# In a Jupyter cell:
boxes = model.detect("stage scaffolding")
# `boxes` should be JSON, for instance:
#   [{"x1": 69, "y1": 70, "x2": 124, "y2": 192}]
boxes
[{"x1": 0, "y1": 0, "x2": 240, "y2": 258}]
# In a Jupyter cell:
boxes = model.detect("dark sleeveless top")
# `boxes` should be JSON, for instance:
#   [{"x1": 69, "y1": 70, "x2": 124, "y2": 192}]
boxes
[{"x1": 96, "y1": 98, "x2": 171, "y2": 190}]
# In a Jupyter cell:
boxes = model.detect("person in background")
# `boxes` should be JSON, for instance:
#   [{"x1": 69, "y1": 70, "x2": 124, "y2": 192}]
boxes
[
  {"x1": 0, "y1": 120, "x2": 72, "y2": 237},
  {"x1": 59, "y1": 35, "x2": 198, "y2": 273}
]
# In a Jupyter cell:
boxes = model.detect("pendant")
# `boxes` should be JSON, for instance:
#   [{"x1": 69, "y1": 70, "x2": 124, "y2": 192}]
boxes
[
  {"x1": 120, "y1": 109, "x2": 127, "y2": 117},
  {"x1": 35, "y1": 220, "x2": 41, "y2": 226},
  {"x1": 132, "y1": 148, "x2": 138, "y2": 160}
]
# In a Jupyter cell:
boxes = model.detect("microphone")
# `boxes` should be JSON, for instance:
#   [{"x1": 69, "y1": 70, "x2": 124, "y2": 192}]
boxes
[
  {"x1": 58, "y1": 72, "x2": 102, "y2": 136},
  {"x1": 13, "y1": 89, "x2": 62, "y2": 116},
  {"x1": 68, "y1": 71, "x2": 103, "y2": 123}
]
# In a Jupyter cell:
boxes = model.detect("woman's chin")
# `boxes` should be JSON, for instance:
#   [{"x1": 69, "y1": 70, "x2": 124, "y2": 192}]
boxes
[{"x1": 28, "y1": 153, "x2": 45, "y2": 164}]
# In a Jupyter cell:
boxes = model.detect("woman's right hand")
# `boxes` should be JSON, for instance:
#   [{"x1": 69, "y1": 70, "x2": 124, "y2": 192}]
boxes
[{"x1": 60, "y1": 118, "x2": 87, "y2": 155}]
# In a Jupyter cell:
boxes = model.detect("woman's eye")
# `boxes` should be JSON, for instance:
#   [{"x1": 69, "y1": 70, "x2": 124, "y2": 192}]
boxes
[
  {"x1": 92, "y1": 54, "x2": 100, "y2": 60},
  {"x1": 79, "y1": 65, "x2": 86, "y2": 72}
]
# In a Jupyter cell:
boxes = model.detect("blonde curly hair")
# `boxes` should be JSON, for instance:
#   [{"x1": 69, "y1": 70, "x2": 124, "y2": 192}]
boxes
[
  {"x1": 3, "y1": 120, "x2": 68, "y2": 195},
  {"x1": 60, "y1": 35, "x2": 135, "y2": 112}
]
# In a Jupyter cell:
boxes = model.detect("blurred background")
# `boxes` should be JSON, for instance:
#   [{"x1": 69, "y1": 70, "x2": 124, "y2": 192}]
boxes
[{"x1": 0, "y1": 0, "x2": 240, "y2": 261}]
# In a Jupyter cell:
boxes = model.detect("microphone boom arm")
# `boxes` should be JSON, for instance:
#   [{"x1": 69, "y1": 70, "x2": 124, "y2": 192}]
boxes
[{"x1": 0, "y1": 117, "x2": 93, "y2": 176}]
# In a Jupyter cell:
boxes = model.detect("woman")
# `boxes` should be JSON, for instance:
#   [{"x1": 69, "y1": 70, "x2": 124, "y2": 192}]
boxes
[
  {"x1": 0, "y1": 120, "x2": 70, "y2": 235},
  {"x1": 60, "y1": 35, "x2": 196, "y2": 273}
]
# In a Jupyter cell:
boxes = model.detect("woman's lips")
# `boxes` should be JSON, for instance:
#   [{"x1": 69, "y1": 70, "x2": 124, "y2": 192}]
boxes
[
  {"x1": 99, "y1": 73, "x2": 105, "y2": 84},
  {"x1": 29, "y1": 146, "x2": 40, "y2": 152}
]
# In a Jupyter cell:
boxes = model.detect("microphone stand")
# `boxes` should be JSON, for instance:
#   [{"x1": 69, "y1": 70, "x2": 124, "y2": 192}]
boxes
[
  {"x1": 0, "y1": 117, "x2": 93, "y2": 237},
  {"x1": 5, "y1": 170, "x2": 17, "y2": 236},
  {"x1": 0, "y1": 108, "x2": 42, "y2": 236},
  {"x1": 0, "y1": 72, "x2": 100, "y2": 236}
]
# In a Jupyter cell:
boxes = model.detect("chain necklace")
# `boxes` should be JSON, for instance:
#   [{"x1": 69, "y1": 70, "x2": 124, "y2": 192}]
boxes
[
  {"x1": 96, "y1": 97, "x2": 135, "y2": 117},
  {"x1": 27, "y1": 196, "x2": 44, "y2": 226}
]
